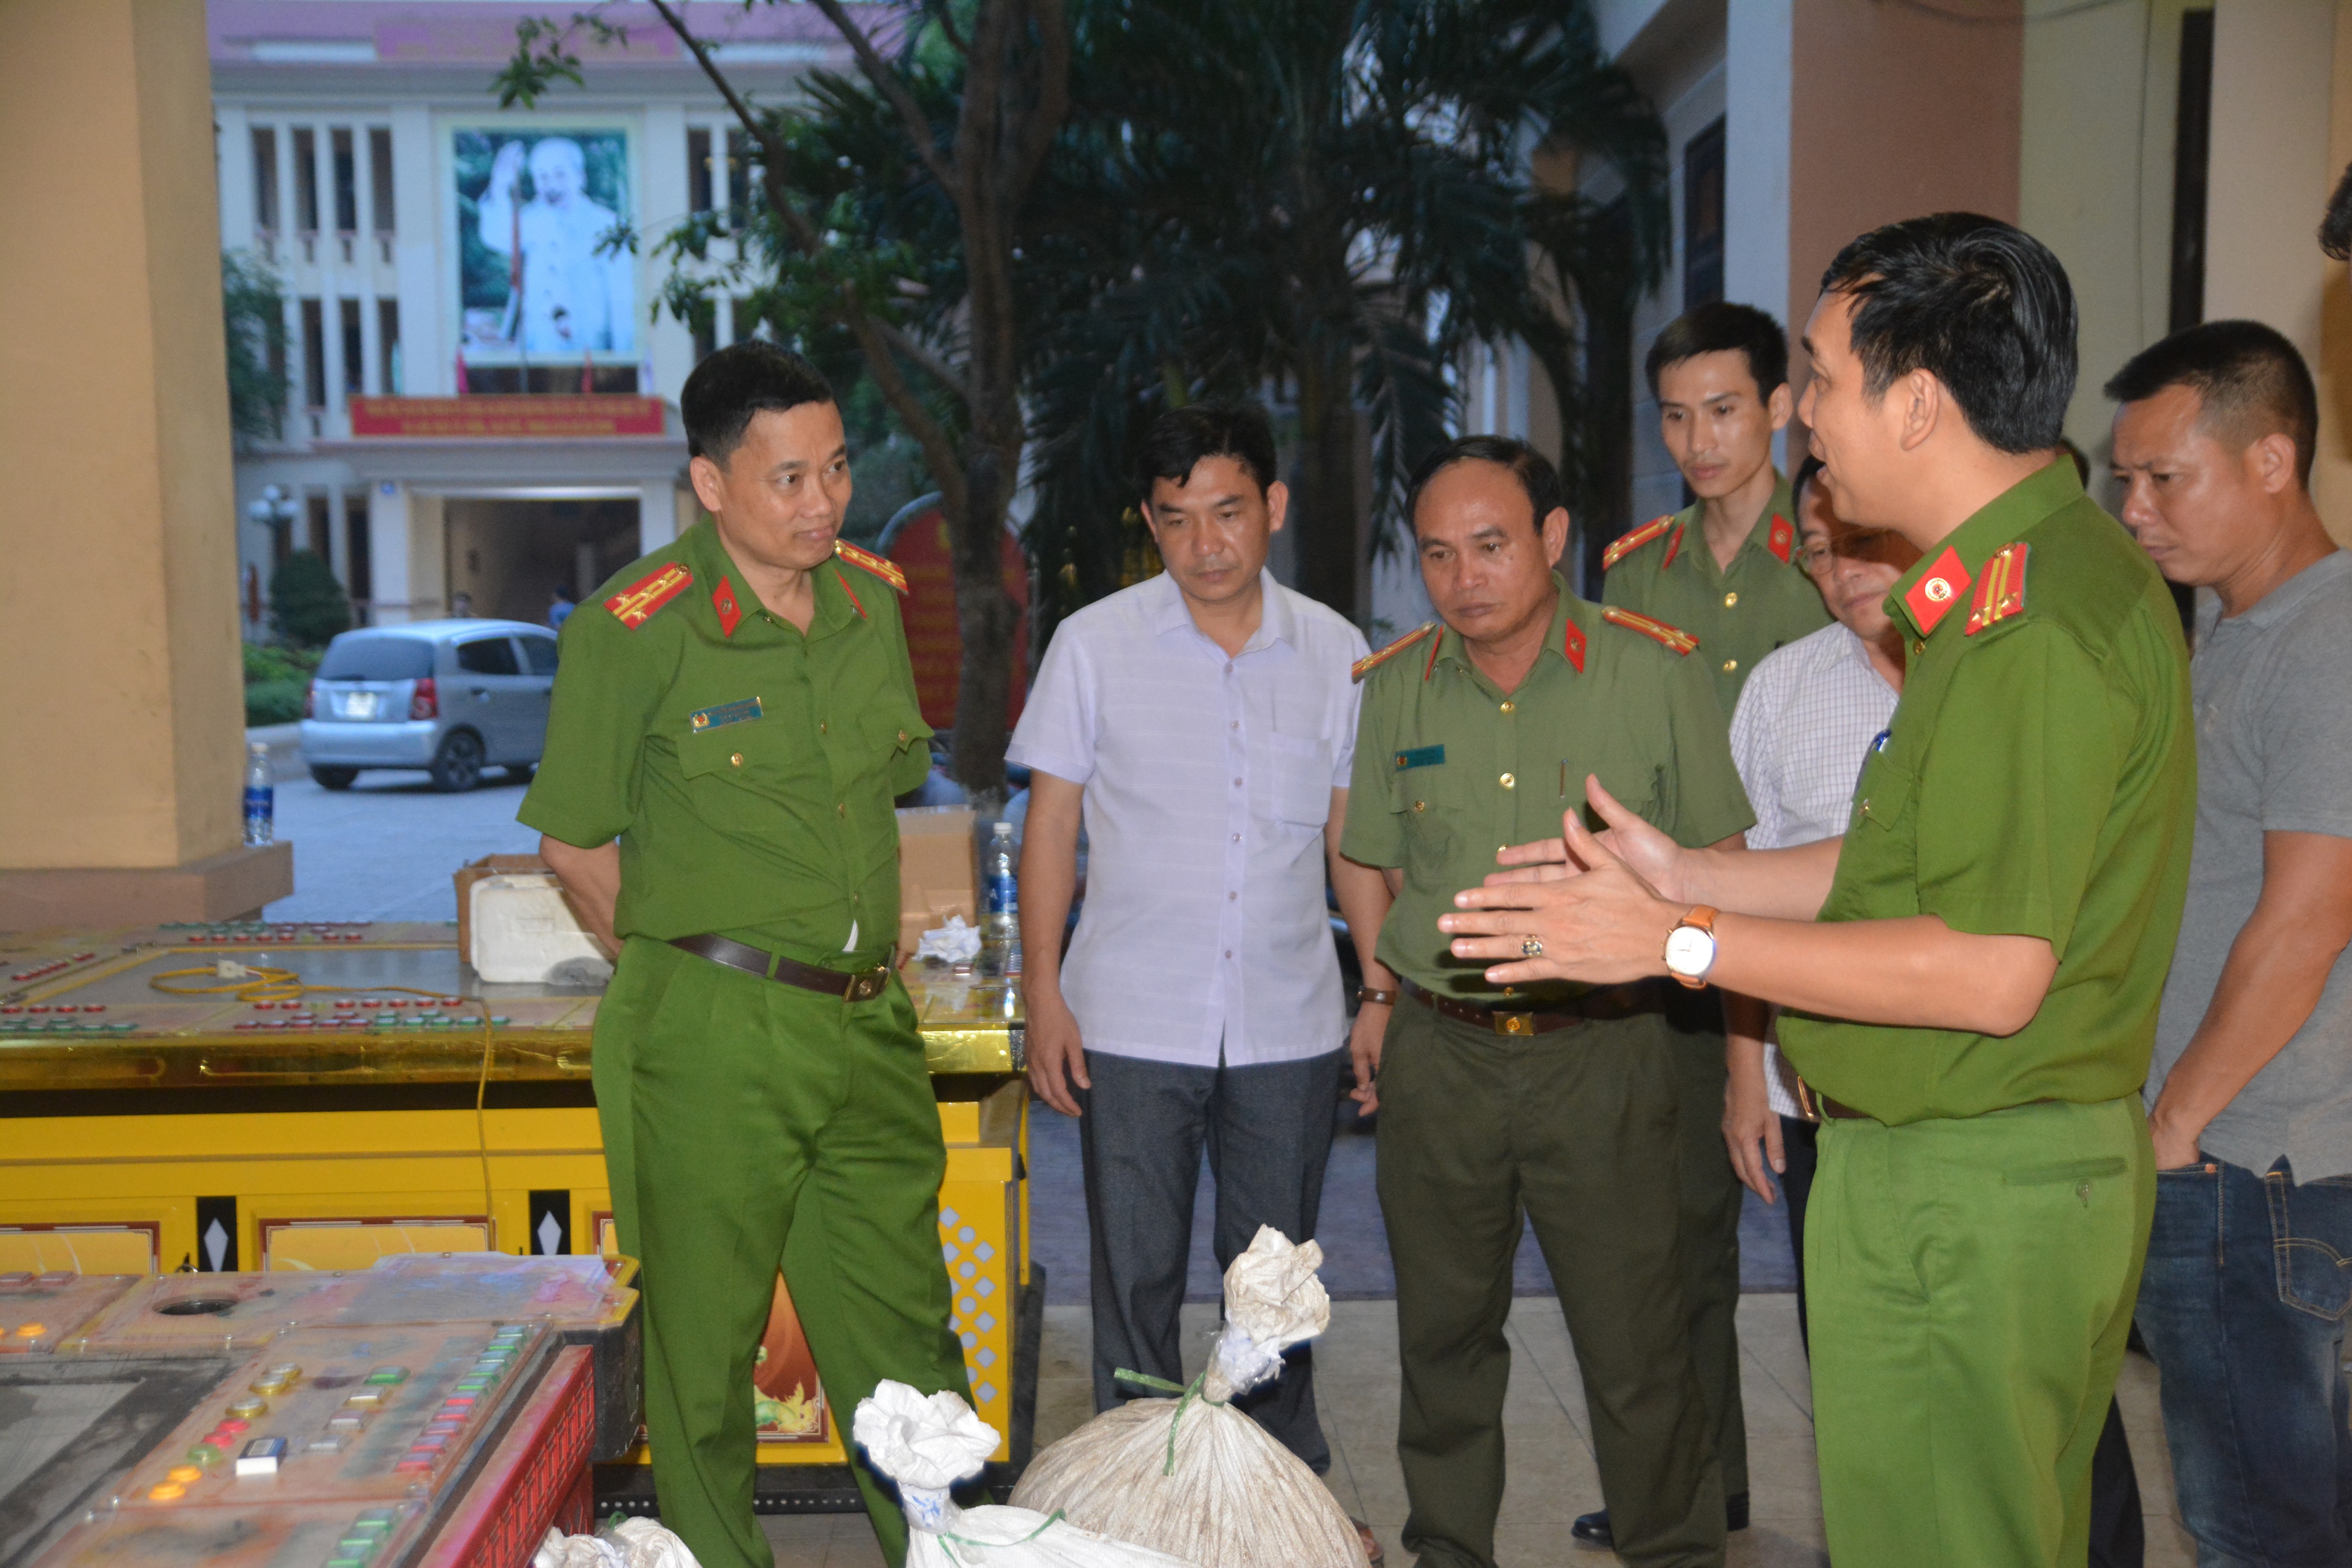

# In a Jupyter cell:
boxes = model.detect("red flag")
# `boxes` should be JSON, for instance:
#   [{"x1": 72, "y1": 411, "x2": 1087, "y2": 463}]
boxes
[{"x1": 454, "y1": 349, "x2": 470, "y2": 395}]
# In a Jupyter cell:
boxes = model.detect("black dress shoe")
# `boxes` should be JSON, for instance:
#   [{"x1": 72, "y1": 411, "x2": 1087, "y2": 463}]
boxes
[{"x1": 1570, "y1": 1495, "x2": 1749, "y2": 1548}]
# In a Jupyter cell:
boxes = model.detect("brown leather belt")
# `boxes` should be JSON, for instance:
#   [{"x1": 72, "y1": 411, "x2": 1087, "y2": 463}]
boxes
[
  {"x1": 1795, "y1": 1079, "x2": 1871, "y2": 1122},
  {"x1": 669, "y1": 934, "x2": 894, "y2": 1002},
  {"x1": 1403, "y1": 978, "x2": 1660, "y2": 1036}
]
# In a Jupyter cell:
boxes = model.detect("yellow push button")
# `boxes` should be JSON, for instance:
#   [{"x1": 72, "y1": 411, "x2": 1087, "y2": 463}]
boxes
[
  {"x1": 148, "y1": 1484, "x2": 185, "y2": 1501},
  {"x1": 166, "y1": 1466, "x2": 202, "y2": 1484}
]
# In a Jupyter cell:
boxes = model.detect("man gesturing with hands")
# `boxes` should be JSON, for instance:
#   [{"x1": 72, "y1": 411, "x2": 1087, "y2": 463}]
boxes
[{"x1": 1442, "y1": 216, "x2": 2194, "y2": 1568}]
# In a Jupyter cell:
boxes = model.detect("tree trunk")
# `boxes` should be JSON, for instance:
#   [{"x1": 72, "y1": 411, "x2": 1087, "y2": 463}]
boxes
[
  {"x1": 947, "y1": 437, "x2": 1017, "y2": 808},
  {"x1": 1292, "y1": 342, "x2": 1360, "y2": 622}
]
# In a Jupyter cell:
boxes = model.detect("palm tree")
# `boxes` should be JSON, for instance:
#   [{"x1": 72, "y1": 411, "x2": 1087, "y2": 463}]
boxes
[{"x1": 1025, "y1": 0, "x2": 1668, "y2": 623}]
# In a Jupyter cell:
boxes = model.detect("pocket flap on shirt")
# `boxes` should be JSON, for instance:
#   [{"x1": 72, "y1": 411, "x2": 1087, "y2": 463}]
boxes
[
  {"x1": 679, "y1": 724, "x2": 763, "y2": 780},
  {"x1": 1851, "y1": 752, "x2": 1914, "y2": 833}
]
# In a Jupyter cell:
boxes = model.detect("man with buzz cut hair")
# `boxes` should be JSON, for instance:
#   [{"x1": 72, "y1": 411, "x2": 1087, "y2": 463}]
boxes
[
  {"x1": 1009, "y1": 405, "x2": 1388, "y2": 1563},
  {"x1": 1448, "y1": 215, "x2": 2194, "y2": 1567},
  {"x1": 1576, "y1": 297, "x2": 1828, "y2": 1552},
  {"x1": 2109, "y1": 319, "x2": 2352, "y2": 1568},
  {"x1": 523, "y1": 340, "x2": 971, "y2": 1568},
  {"x1": 1344, "y1": 433, "x2": 1752, "y2": 1568}
]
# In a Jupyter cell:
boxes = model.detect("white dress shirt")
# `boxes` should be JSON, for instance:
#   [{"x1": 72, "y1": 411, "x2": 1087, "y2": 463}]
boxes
[
  {"x1": 1007, "y1": 571, "x2": 1368, "y2": 1067},
  {"x1": 1728, "y1": 621, "x2": 1900, "y2": 1117}
]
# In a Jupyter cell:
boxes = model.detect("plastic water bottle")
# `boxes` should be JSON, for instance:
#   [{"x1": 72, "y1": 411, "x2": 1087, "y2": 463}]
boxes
[
  {"x1": 243, "y1": 741, "x2": 275, "y2": 847},
  {"x1": 982, "y1": 821, "x2": 1019, "y2": 976}
]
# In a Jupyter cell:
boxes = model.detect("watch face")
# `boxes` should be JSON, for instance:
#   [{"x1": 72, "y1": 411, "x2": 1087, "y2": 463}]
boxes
[{"x1": 1665, "y1": 925, "x2": 1715, "y2": 977}]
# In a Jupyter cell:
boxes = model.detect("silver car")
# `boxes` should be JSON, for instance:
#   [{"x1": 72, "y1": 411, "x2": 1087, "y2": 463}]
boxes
[{"x1": 299, "y1": 620, "x2": 559, "y2": 791}]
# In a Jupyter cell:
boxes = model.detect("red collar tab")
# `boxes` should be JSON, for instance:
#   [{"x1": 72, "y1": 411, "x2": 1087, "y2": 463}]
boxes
[
  {"x1": 1561, "y1": 617, "x2": 1586, "y2": 674},
  {"x1": 1661, "y1": 522, "x2": 1685, "y2": 570},
  {"x1": 1905, "y1": 547, "x2": 1972, "y2": 635},
  {"x1": 1767, "y1": 514, "x2": 1796, "y2": 565},
  {"x1": 1965, "y1": 542, "x2": 2030, "y2": 635},
  {"x1": 832, "y1": 564, "x2": 869, "y2": 621},
  {"x1": 605, "y1": 563, "x2": 692, "y2": 629},
  {"x1": 712, "y1": 577, "x2": 744, "y2": 638}
]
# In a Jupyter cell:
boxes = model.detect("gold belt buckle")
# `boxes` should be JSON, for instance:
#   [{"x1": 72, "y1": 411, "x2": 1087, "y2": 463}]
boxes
[
  {"x1": 1493, "y1": 1010, "x2": 1535, "y2": 1036},
  {"x1": 1794, "y1": 1076, "x2": 1823, "y2": 1125},
  {"x1": 846, "y1": 968, "x2": 889, "y2": 1003}
]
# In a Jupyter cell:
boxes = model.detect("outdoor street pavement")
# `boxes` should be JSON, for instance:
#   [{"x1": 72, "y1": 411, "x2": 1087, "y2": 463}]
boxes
[{"x1": 248, "y1": 726, "x2": 2199, "y2": 1567}]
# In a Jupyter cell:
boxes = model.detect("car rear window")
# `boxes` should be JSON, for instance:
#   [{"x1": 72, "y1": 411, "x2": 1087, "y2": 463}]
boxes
[
  {"x1": 455, "y1": 637, "x2": 521, "y2": 676},
  {"x1": 318, "y1": 636, "x2": 434, "y2": 681},
  {"x1": 519, "y1": 636, "x2": 559, "y2": 675}
]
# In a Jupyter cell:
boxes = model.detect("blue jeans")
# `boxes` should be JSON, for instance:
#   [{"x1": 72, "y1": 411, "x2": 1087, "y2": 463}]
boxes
[{"x1": 2136, "y1": 1155, "x2": 2352, "y2": 1568}]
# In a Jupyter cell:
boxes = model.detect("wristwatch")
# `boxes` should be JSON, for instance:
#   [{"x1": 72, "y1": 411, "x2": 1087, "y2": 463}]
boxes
[{"x1": 1663, "y1": 906, "x2": 1719, "y2": 989}]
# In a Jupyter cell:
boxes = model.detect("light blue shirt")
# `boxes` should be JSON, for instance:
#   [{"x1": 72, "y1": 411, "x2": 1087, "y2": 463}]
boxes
[{"x1": 1008, "y1": 571, "x2": 1368, "y2": 1066}]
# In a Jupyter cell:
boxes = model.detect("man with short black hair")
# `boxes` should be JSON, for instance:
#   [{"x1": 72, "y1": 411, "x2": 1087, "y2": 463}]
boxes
[
  {"x1": 1576, "y1": 300, "x2": 1827, "y2": 1552},
  {"x1": 1449, "y1": 215, "x2": 2195, "y2": 1566},
  {"x1": 1010, "y1": 405, "x2": 1384, "y2": 1512},
  {"x1": 524, "y1": 341, "x2": 971, "y2": 1568},
  {"x1": 2109, "y1": 319, "x2": 2352, "y2": 1568},
  {"x1": 1344, "y1": 434, "x2": 1751, "y2": 1568}
]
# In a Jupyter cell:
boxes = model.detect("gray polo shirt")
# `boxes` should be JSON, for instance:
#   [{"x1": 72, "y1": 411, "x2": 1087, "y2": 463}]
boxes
[{"x1": 2149, "y1": 549, "x2": 2352, "y2": 1181}]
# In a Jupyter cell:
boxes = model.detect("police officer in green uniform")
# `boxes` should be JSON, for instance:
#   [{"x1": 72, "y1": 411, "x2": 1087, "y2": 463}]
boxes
[
  {"x1": 522, "y1": 342, "x2": 971, "y2": 1568},
  {"x1": 1446, "y1": 216, "x2": 2193, "y2": 1568},
  {"x1": 1342, "y1": 436, "x2": 1752, "y2": 1568},
  {"x1": 1579, "y1": 302, "x2": 1828, "y2": 1547}
]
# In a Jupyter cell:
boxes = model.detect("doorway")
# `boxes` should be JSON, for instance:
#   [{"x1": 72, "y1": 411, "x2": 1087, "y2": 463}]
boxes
[{"x1": 442, "y1": 496, "x2": 642, "y2": 624}]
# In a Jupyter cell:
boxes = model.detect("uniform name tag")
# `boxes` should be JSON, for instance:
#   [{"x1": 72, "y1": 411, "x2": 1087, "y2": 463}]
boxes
[
  {"x1": 689, "y1": 697, "x2": 763, "y2": 732},
  {"x1": 1395, "y1": 745, "x2": 1446, "y2": 771}
]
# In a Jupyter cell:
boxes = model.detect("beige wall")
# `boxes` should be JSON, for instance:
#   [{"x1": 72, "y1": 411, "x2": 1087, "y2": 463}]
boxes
[
  {"x1": 1785, "y1": 0, "x2": 2023, "y2": 383},
  {"x1": 0, "y1": 0, "x2": 243, "y2": 871}
]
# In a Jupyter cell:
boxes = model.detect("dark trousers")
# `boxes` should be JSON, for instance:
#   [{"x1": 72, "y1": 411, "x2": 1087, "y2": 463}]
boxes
[
  {"x1": 1666, "y1": 997, "x2": 1748, "y2": 1502},
  {"x1": 1377, "y1": 997, "x2": 1724, "y2": 1568},
  {"x1": 1074, "y1": 1044, "x2": 1343, "y2": 1473},
  {"x1": 2137, "y1": 1154, "x2": 2352, "y2": 1568},
  {"x1": 1777, "y1": 1114, "x2": 1820, "y2": 1349}
]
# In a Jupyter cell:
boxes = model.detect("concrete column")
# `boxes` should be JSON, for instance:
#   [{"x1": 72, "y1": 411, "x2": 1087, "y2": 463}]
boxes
[
  {"x1": 0, "y1": 0, "x2": 291, "y2": 926},
  {"x1": 216, "y1": 103, "x2": 253, "y2": 247},
  {"x1": 409, "y1": 492, "x2": 448, "y2": 618},
  {"x1": 365, "y1": 481, "x2": 410, "y2": 622},
  {"x1": 390, "y1": 106, "x2": 441, "y2": 394},
  {"x1": 640, "y1": 102, "x2": 691, "y2": 399},
  {"x1": 1724, "y1": 0, "x2": 1793, "y2": 468},
  {"x1": 638, "y1": 479, "x2": 678, "y2": 551}
]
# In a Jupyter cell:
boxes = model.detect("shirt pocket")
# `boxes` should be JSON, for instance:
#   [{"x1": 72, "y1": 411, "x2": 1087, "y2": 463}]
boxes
[
  {"x1": 1256, "y1": 733, "x2": 1334, "y2": 828},
  {"x1": 860, "y1": 700, "x2": 933, "y2": 777},
  {"x1": 1851, "y1": 749, "x2": 1915, "y2": 836},
  {"x1": 1388, "y1": 765, "x2": 1461, "y2": 888},
  {"x1": 678, "y1": 721, "x2": 786, "y2": 832}
]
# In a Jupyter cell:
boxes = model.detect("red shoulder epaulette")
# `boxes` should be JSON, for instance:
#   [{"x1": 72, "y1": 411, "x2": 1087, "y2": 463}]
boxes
[
  {"x1": 1601, "y1": 515, "x2": 1676, "y2": 572},
  {"x1": 1965, "y1": 541, "x2": 2029, "y2": 635},
  {"x1": 834, "y1": 539, "x2": 908, "y2": 593},
  {"x1": 1351, "y1": 621, "x2": 1438, "y2": 682},
  {"x1": 1602, "y1": 605, "x2": 1699, "y2": 656},
  {"x1": 605, "y1": 562, "x2": 693, "y2": 629}
]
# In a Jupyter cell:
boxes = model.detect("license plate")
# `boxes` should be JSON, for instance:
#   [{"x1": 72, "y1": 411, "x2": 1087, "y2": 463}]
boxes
[{"x1": 337, "y1": 691, "x2": 380, "y2": 720}]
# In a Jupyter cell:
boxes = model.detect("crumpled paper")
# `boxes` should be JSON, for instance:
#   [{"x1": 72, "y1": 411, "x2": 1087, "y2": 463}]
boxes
[
  {"x1": 1207, "y1": 1228, "x2": 1331, "y2": 1399},
  {"x1": 917, "y1": 915, "x2": 983, "y2": 964},
  {"x1": 852, "y1": 1378, "x2": 998, "y2": 1493},
  {"x1": 532, "y1": 1519, "x2": 698, "y2": 1568}
]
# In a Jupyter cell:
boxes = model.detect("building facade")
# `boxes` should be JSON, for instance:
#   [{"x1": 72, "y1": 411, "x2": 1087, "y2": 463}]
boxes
[{"x1": 211, "y1": 0, "x2": 879, "y2": 634}]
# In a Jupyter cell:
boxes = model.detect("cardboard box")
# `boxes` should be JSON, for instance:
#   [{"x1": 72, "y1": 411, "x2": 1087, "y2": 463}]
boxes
[
  {"x1": 896, "y1": 806, "x2": 977, "y2": 956},
  {"x1": 455, "y1": 852, "x2": 551, "y2": 961}
]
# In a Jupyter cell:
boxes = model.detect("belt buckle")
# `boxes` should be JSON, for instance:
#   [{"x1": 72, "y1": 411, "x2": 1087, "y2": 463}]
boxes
[
  {"x1": 1794, "y1": 1076, "x2": 1823, "y2": 1125},
  {"x1": 1492, "y1": 1010, "x2": 1535, "y2": 1037},
  {"x1": 846, "y1": 968, "x2": 889, "y2": 1003}
]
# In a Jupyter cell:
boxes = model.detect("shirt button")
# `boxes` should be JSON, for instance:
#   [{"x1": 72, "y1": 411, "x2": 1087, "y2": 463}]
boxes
[
  {"x1": 1231, "y1": 833, "x2": 1241, "y2": 843},
  {"x1": 730, "y1": 753, "x2": 744, "y2": 767},
  {"x1": 1912, "y1": 639, "x2": 1927, "y2": 657},
  {"x1": 1499, "y1": 701, "x2": 1515, "y2": 715},
  {"x1": 1413, "y1": 800, "x2": 1427, "y2": 812},
  {"x1": 1224, "y1": 950, "x2": 1234, "y2": 959},
  {"x1": 818, "y1": 721, "x2": 827, "y2": 734},
  {"x1": 1233, "y1": 778, "x2": 1243, "y2": 788},
  {"x1": 1499, "y1": 772, "x2": 1515, "y2": 789},
  {"x1": 1720, "y1": 658, "x2": 1738, "y2": 674},
  {"x1": 1228, "y1": 891, "x2": 1238, "y2": 901},
  {"x1": 1231, "y1": 721, "x2": 1239, "y2": 730},
  {"x1": 898, "y1": 730, "x2": 908, "y2": 744},
  {"x1": 836, "y1": 803, "x2": 846, "y2": 818},
  {"x1": 1724, "y1": 591, "x2": 1739, "y2": 608}
]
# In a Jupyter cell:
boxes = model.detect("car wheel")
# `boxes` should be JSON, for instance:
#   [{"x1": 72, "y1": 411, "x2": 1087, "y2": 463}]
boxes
[
  {"x1": 310, "y1": 765, "x2": 359, "y2": 791},
  {"x1": 430, "y1": 730, "x2": 486, "y2": 793},
  {"x1": 505, "y1": 763, "x2": 536, "y2": 783}
]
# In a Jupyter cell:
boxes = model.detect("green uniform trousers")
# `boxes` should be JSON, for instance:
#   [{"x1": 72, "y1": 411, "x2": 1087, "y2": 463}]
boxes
[
  {"x1": 594, "y1": 937, "x2": 971, "y2": 1568},
  {"x1": 1807, "y1": 1095, "x2": 2154, "y2": 1568},
  {"x1": 1664, "y1": 993, "x2": 1748, "y2": 1503},
  {"x1": 1376, "y1": 995, "x2": 1725, "y2": 1568}
]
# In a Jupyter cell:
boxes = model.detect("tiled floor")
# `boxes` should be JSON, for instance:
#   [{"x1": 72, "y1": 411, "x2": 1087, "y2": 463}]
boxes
[{"x1": 765, "y1": 1293, "x2": 2201, "y2": 1566}]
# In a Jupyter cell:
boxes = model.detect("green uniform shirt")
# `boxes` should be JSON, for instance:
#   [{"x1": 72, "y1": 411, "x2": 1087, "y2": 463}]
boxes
[
  {"x1": 1776, "y1": 461, "x2": 2194, "y2": 1123},
  {"x1": 518, "y1": 519, "x2": 934, "y2": 966},
  {"x1": 1602, "y1": 471, "x2": 1830, "y2": 713},
  {"x1": 1341, "y1": 578, "x2": 1754, "y2": 1002}
]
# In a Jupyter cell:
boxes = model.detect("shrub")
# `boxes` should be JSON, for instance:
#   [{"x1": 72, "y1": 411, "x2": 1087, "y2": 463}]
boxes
[{"x1": 270, "y1": 551, "x2": 352, "y2": 647}]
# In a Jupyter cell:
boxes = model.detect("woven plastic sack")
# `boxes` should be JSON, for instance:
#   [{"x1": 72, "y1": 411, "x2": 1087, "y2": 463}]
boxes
[
  {"x1": 855, "y1": 1381, "x2": 1204, "y2": 1568},
  {"x1": 532, "y1": 1518, "x2": 697, "y2": 1568},
  {"x1": 1008, "y1": 1228, "x2": 1364, "y2": 1568}
]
